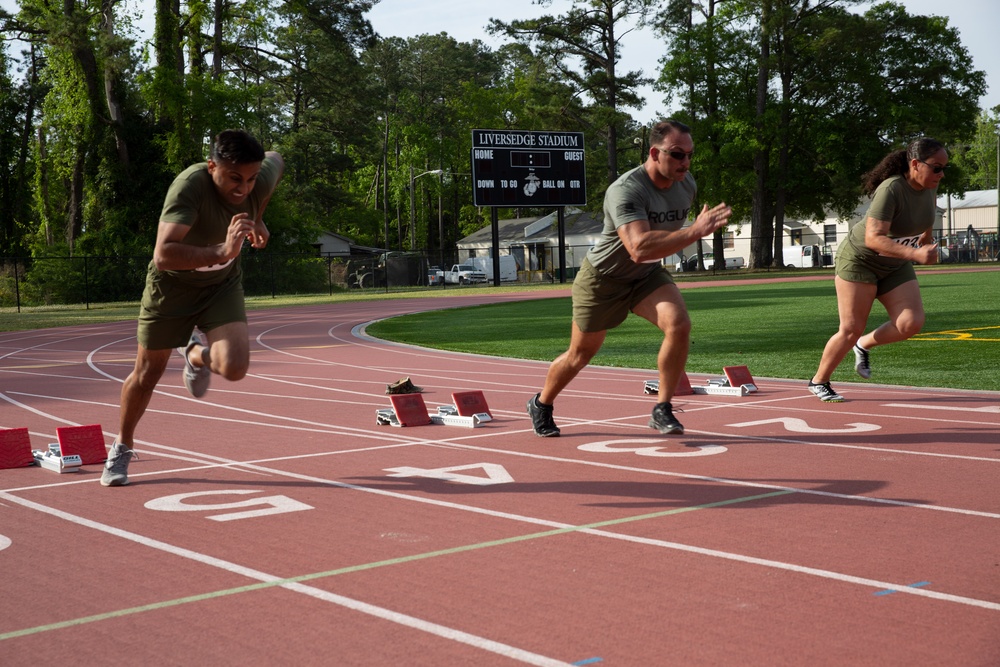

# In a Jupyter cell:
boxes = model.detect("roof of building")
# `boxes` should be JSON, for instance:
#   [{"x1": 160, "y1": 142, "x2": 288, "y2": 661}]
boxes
[
  {"x1": 457, "y1": 214, "x2": 542, "y2": 248},
  {"x1": 937, "y1": 189, "x2": 998, "y2": 210},
  {"x1": 457, "y1": 208, "x2": 606, "y2": 248}
]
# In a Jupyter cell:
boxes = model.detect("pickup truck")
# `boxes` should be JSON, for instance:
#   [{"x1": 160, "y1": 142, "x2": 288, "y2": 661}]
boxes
[{"x1": 444, "y1": 263, "x2": 487, "y2": 285}]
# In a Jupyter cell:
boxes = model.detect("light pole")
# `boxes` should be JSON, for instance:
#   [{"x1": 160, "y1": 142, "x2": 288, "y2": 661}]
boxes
[
  {"x1": 995, "y1": 127, "x2": 999, "y2": 251},
  {"x1": 409, "y1": 167, "x2": 443, "y2": 251},
  {"x1": 379, "y1": 114, "x2": 389, "y2": 250},
  {"x1": 441, "y1": 171, "x2": 471, "y2": 267}
]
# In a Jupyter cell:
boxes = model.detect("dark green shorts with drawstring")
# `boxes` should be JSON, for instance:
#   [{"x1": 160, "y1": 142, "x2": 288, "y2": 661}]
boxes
[{"x1": 571, "y1": 258, "x2": 675, "y2": 332}]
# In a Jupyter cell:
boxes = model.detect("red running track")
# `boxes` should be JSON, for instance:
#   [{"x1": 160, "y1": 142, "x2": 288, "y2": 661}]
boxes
[{"x1": 1, "y1": 289, "x2": 998, "y2": 666}]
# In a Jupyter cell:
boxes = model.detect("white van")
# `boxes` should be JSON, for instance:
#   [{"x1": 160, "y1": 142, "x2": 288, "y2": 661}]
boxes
[
  {"x1": 469, "y1": 256, "x2": 518, "y2": 282},
  {"x1": 782, "y1": 244, "x2": 821, "y2": 268}
]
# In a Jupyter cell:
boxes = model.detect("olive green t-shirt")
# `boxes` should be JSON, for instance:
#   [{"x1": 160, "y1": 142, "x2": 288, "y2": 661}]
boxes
[
  {"x1": 155, "y1": 156, "x2": 282, "y2": 286},
  {"x1": 588, "y1": 166, "x2": 697, "y2": 281},
  {"x1": 837, "y1": 174, "x2": 937, "y2": 271}
]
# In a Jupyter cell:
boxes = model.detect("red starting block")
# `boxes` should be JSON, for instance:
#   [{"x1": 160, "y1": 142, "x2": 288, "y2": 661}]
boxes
[
  {"x1": 376, "y1": 393, "x2": 433, "y2": 427},
  {"x1": 451, "y1": 390, "x2": 491, "y2": 418},
  {"x1": 723, "y1": 365, "x2": 757, "y2": 392},
  {"x1": 56, "y1": 424, "x2": 108, "y2": 465},
  {"x1": 0, "y1": 427, "x2": 34, "y2": 469}
]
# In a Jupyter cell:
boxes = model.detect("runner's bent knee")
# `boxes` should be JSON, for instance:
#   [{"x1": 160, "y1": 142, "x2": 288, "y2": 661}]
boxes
[
  {"x1": 211, "y1": 348, "x2": 250, "y2": 380},
  {"x1": 895, "y1": 312, "x2": 924, "y2": 338}
]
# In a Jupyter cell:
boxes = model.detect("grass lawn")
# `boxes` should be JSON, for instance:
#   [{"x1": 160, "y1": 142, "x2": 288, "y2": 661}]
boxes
[
  {"x1": 3, "y1": 268, "x2": 998, "y2": 392},
  {"x1": 366, "y1": 269, "x2": 1000, "y2": 392}
]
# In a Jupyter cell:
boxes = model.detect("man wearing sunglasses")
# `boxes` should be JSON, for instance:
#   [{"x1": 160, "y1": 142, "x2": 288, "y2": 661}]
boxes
[
  {"x1": 808, "y1": 137, "x2": 946, "y2": 402},
  {"x1": 527, "y1": 119, "x2": 732, "y2": 436}
]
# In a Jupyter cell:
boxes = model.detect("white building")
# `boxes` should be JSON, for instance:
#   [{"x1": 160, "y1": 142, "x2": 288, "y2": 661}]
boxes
[
  {"x1": 455, "y1": 189, "x2": 997, "y2": 273},
  {"x1": 938, "y1": 189, "x2": 999, "y2": 235},
  {"x1": 456, "y1": 208, "x2": 605, "y2": 278}
]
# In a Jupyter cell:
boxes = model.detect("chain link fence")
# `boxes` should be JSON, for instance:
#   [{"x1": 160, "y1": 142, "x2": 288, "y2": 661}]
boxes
[
  {"x1": 0, "y1": 251, "x2": 567, "y2": 311},
  {"x1": 3, "y1": 228, "x2": 997, "y2": 312}
]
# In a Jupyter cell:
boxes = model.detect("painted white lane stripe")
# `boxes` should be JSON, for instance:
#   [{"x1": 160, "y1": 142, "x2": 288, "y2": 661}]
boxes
[
  {"x1": 883, "y1": 403, "x2": 1000, "y2": 414},
  {"x1": 5, "y1": 391, "x2": 998, "y2": 518},
  {"x1": 0, "y1": 492, "x2": 572, "y2": 666}
]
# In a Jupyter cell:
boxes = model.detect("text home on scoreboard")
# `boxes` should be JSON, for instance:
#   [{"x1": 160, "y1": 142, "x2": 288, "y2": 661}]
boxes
[{"x1": 471, "y1": 130, "x2": 587, "y2": 207}]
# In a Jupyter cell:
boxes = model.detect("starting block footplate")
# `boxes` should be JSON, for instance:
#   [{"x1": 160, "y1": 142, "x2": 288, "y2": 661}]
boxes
[
  {"x1": 0, "y1": 427, "x2": 35, "y2": 469},
  {"x1": 33, "y1": 443, "x2": 83, "y2": 473},
  {"x1": 56, "y1": 424, "x2": 107, "y2": 465}
]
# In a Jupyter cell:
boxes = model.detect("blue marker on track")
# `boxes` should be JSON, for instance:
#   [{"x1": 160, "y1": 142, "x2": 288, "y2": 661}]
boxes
[{"x1": 874, "y1": 581, "x2": 931, "y2": 596}]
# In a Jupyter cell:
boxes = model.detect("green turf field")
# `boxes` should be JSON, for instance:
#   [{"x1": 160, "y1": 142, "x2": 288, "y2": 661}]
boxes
[
  {"x1": 3, "y1": 269, "x2": 998, "y2": 392},
  {"x1": 366, "y1": 270, "x2": 1000, "y2": 392}
]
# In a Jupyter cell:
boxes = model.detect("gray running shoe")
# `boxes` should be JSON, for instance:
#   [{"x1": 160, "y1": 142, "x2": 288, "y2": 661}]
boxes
[
  {"x1": 808, "y1": 381, "x2": 844, "y2": 402},
  {"x1": 649, "y1": 402, "x2": 684, "y2": 434},
  {"x1": 853, "y1": 344, "x2": 871, "y2": 379},
  {"x1": 101, "y1": 442, "x2": 135, "y2": 487},
  {"x1": 527, "y1": 393, "x2": 560, "y2": 437},
  {"x1": 178, "y1": 331, "x2": 211, "y2": 397}
]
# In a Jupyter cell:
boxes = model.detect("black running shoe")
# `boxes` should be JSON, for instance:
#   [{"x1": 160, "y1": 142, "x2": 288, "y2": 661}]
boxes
[
  {"x1": 808, "y1": 381, "x2": 844, "y2": 402},
  {"x1": 527, "y1": 393, "x2": 560, "y2": 437},
  {"x1": 649, "y1": 402, "x2": 684, "y2": 434}
]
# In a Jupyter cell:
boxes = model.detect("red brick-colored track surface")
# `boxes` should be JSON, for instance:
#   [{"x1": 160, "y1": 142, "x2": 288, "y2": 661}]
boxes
[{"x1": 1, "y1": 289, "x2": 998, "y2": 666}]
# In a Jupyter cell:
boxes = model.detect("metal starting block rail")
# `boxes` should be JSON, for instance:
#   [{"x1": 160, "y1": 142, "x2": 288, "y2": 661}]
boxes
[
  {"x1": 644, "y1": 365, "x2": 758, "y2": 397},
  {"x1": 645, "y1": 379, "x2": 753, "y2": 397},
  {"x1": 695, "y1": 383, "x2": 754, "y2": 397},
  {"x1": 430, "y1": 405, "x2": 492, "y2": 428},
  {"x1": 32, "y1": 443, "x2": 83, "y2": 473},
  {"x1": 376, "y1": 406, "x2": 492, "y2": 428},
  {"x1": 376, "y1": 392, "x2": 493, "y2": 428}
]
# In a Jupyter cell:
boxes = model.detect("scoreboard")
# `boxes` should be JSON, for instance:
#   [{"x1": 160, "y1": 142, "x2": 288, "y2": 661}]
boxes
[{"x1": 471, "y1": 130, "x2": 587, "y2": 207}]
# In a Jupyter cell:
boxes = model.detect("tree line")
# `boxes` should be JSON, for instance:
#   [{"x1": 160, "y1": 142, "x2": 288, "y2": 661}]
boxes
[{"x1": 0, "y1": 0, "x2": 997, "y2": 289}]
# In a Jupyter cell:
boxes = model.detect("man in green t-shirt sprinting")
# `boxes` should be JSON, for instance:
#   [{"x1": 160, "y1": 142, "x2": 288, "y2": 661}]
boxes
[
  {"x1": 102, "y1": 129, "x2": 285, "y2": 487},
  {"x1": 527, "y1": 119, "x2": 732, "y2": 437}
]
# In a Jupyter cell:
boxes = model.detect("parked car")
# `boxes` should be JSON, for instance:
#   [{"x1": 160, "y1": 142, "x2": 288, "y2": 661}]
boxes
[
  {"x1": 427, "y1": 266, "x2": 444, "y2": 286},
  {"x1": 675, "y1": 255, "x2": 745, "y2": 271}
]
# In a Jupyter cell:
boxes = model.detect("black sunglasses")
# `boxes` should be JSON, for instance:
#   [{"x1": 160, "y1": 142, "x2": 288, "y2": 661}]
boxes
[
  {"x1": 658, "y1": 149, "x2": 694, "y2": 161},
  {"x1": 918, "y1": 160, "x2": 949, "y2": 174}
]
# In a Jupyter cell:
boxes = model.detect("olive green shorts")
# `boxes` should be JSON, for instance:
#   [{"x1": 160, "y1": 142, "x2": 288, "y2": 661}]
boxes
[
  {"x1": 835, "y1": 254, "x2": 917, "y2": 296},
  {"x1": 571, "y1": 259, "x2": 676, "y2": 332},
  {"x1": 136, "y1": 267, "x2": 247, "y2": 350}
]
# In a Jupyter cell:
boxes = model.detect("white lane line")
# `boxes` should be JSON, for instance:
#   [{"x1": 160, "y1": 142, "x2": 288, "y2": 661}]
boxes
[
  {"x1": 5, "y1": 391, "x2": 998, "y2": 517},
  {"x1": 0, "y1": 492, "x2": 573, "y2": 666}
]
